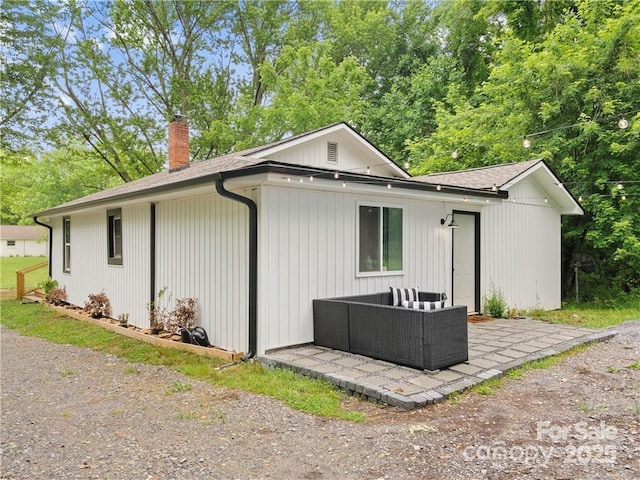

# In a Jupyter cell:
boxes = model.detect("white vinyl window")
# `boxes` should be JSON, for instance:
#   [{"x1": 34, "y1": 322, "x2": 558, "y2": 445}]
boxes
[{"x1": 358, "y1": 205, "x2": 403, "y2": 274}]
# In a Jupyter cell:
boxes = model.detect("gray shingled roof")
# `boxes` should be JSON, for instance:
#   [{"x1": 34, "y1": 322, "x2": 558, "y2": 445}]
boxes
[
  {"x1": 413, "y1": 159, "x2": 541, "y2": 190},
  {"x1": 0, "y1": 225, "x2": 47, "y2": 239},
  {"x1": 40, "y1": 154, "x2": 264, "y2": 213},
  {"x1": 34, "y1": 123, "x2": 551, "y2": 219},
  {"x1": 33, "y1": 123, "x2": 358, "y2": 217}
]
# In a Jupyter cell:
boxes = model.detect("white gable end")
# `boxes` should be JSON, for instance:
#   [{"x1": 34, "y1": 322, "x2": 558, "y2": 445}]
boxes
[
  {"x1": 502, "y1": 162, "x2": 582, "y2": 215},
  {"x1": 250, "y1": 123, "x2": 409, "y2": 179}
]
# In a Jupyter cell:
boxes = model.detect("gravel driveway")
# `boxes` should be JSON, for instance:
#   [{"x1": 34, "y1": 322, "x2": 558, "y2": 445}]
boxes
[{"x1": 1, "y1": 321, "x2": 639, "y2": 480}]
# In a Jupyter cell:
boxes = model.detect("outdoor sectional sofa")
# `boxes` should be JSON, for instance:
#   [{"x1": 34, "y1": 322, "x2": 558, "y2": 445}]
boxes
[{"x1": 313, "y1": 291, "x2": 468, "y2": 371}]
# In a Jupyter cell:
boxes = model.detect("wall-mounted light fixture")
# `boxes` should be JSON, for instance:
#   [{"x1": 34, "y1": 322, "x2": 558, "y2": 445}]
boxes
[{"x1": 440, "y1": 213, "x2": 458, "y2": 228}]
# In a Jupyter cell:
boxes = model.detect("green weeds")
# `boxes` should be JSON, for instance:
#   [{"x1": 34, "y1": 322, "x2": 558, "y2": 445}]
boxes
[{"x1": 166, "y1": 381, "x2": 192, "y2": 394}]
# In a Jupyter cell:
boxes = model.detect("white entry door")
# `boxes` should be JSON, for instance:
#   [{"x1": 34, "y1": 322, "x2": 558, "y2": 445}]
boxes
[{"x1": 453, "y1": 213, "x2": 478, "y2": 313}]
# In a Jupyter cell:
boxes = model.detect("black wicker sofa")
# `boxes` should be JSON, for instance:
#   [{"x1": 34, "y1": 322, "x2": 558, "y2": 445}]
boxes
[{"x1": 313, "y1": 291, "x2": 468, "y2": 370}]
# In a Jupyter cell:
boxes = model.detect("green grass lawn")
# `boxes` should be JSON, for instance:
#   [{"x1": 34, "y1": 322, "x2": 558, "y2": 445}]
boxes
[
  {"x1": 0, "y1": 256, "x2": 48, "y2": 290},
  {"x1": 529, "y1": 298, "x2": 640, "y2": 328}
]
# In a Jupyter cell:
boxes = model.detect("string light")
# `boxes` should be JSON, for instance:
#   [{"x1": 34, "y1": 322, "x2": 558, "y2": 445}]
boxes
[
  {"x1": 444, "y1": 109, "x2": 638, "y2": 158},
  {"x1": 283, "y1": 159, "x2": 636, "y2": 205}
]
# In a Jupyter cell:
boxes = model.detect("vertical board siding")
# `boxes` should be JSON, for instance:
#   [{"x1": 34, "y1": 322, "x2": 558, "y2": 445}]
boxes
[
  {"x1": 48, "y1": 205, "x2": 150, "y2": 324},
  {"x1": 258, "y1": 185, "x2": 449, "y2": 353},
  {"x1": 267, "y1": 136, "x2": 389, "y2": 175},
  {"x1": 481, "y1": 182, "x2": 561, "y2": 310},
  {"x1": 155, "y1": 193, "x2": 249, "y2": 354}
]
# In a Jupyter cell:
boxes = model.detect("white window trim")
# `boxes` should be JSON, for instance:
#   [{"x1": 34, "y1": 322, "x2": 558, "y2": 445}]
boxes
[{"x1": 355, "y1": 201, "x2": 405, "y2": 278}]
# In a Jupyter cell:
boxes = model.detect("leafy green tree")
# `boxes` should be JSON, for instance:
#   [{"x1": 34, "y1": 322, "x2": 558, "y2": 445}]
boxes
[
  {"x1": 0, "y1": 1, "x2": 64, "y2": 151},
  {"x1": 1, "y1": 147, "x2": 118, "y2": 224},
  {"x1": 409, "y1": 0, "x2": 640, "y2": 297},
  {"x1": 255, "y1": 45, "x2": 371, "y2": 140}
]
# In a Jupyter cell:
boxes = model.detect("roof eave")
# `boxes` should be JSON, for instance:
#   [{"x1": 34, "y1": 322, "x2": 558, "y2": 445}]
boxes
[
  {"x1": 32, "y1": 173, "x2": 223, "y2": 219},
  {"x1": 34, "y1": 159, "x2": 510, "y2": 220},
  {"x1": 219, "y1": 161, "x2": 508, "y2": 199}
]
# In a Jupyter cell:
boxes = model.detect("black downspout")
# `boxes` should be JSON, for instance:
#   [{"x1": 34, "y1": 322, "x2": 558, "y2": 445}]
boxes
[
  {"x1": 33, "y1": 216, "x2": 53, "y2": 278},
  {"x1": 150, "y1": 203, "x2": 156, "y2": 314},
  {"x1": 215, "y1": 177, "x2": 257, "y2": 361}
]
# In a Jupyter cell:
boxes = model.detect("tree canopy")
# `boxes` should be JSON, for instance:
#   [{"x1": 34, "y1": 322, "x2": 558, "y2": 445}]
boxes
[{"x1": 1, "y1": 0, "x2": 638, "y2": 300}]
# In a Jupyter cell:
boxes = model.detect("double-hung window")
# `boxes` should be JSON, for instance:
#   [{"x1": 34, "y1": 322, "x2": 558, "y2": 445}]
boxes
[
  {"x1": 63, "y1": 217, "x2": 71, "y2": 273},
  {"x1": 107, "y1": 209, "x2": 123, "y2": 265},
  {"x1": 358, "y1": 205, "x2": 403, "y2": 274}
]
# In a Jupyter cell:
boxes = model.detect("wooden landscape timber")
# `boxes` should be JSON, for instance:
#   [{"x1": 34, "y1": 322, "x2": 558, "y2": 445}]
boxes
[{"x1": 47, "y1": 303, "x2": 244, "y2": 363}]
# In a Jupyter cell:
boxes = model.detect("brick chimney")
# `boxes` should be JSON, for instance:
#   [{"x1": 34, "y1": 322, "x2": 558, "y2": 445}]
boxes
[{"x1": 168, "y1": 114, "x2": 189, "y2": 171}]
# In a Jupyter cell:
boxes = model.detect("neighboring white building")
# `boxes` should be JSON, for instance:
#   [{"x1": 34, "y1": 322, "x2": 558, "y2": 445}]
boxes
[
  {"x1": 0, "y1": 225, "x2": 48, "y2": 257},
  {"x1": 33, "y1": 122, "x2": 583, "y2": 358}
]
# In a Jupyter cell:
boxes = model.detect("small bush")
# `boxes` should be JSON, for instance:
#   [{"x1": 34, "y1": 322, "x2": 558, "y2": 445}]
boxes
[
  {"x1": 166, "y1": 297, "x2": 198, "y2": 335},
  {"x1": 84, "y1": 292, "x2": 112, "y2": 318},
  {"x1": 38, "y1": 277, "x2": 58, "y2": 296},
  {"x1": 48, "y1": 286, "x2": 68, "y2": 305},
  {"x1": 483, "y1": 284, "x2": 508, "y2": 318},
  {"x1": 148, "y1": 287, "x2": 172, "y2": 331}
]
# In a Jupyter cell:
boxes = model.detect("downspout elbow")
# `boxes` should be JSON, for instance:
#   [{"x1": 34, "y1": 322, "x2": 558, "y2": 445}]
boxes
[
  {"x1": 33, "y1": 216, "x2": 53, "y2": 278},
  {"x1": 215, "y1": 177, "x2": 257, "y2": 361}
]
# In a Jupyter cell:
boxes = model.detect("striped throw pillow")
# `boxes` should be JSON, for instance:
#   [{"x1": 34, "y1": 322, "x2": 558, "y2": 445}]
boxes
[
  {"x1": 390, "y1": 287, "x2": 420, "y2": 306},
  {"x1": 401, "y1": 300, "x2": 445, "y2": 310}
]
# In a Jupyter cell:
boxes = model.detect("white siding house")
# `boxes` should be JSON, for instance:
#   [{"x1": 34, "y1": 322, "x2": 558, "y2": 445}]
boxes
[
  {"x1": 0, "y1": 225, "x2": 48, "y2": 257},
  {"x1": 34, "y1": 122, "x2": 582, "y2": 357}
]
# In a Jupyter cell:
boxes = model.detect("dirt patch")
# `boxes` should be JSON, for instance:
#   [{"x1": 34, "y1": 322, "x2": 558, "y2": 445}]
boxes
[
  {"x1": 467, "y1": 314, "x2": 496, "y2": 323},
  {"x1": 1, "y1": 321, "x2": 638, "y2": 479}
]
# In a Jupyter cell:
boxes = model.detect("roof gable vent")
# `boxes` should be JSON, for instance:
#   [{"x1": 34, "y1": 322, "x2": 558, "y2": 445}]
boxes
[{"x1": 327, "y1": 142, "x2": 338, "y2": 164}]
